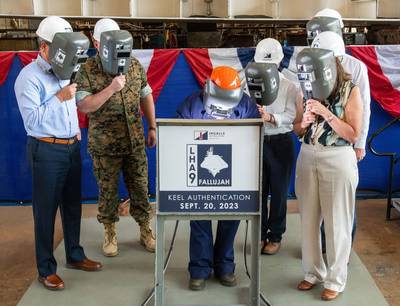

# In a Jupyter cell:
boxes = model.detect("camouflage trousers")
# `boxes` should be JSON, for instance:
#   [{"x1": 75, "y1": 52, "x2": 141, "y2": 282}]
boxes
[{"x1": 91, "y1": 151, "x2": 152, "y2": 225}]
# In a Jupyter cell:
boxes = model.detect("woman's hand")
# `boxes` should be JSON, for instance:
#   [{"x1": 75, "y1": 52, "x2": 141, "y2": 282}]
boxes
[
  {"x1": 300, "y1": 109, "x2": 316, "y2": 129},
  {"x1": 306, "y1": 99, "x2": 330, "y2": 118}
]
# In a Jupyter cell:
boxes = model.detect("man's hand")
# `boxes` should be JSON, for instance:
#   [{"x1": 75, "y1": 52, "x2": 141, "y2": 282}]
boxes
[
  {"x1": 56, "y1": 83, "x2": 77, "y2": 102},
  {"x1": 257, "y1": 105, "x2": 272, "y2": 122},
  {"x1": 146, "y1": 128, "x2": 156, "y2": 148},
  {"x1": 354, "y1": 148, "x2": 366, "y2": 162},
  {"x1": 77, "y1": 76, "x2": 126, "y2": 114},
  {"x1": 110, "y1": 75, "x2": 126, "y2": 93}
]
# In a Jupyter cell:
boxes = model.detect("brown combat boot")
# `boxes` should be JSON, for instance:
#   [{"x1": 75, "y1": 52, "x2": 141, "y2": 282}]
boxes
[
  {"x1": 103, "y1": 223, "x2": 118, "y2": 257},
  {"x1": 139, "y1": 221, "x2": 155, "y2": 253}
]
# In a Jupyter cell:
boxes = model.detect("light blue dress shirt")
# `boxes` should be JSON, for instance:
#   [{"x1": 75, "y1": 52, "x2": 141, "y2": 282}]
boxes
[{"x1": 14, "y1": 55, "x2": 80, "y2": 139}]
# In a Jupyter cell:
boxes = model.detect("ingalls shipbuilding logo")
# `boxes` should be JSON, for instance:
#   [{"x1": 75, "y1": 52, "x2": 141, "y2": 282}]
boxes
[
  {"x1": 187, "y1": 144, "x2": 232, "y2": 187},
  {"x1": 194, "y1": 130, "x2": 208, "y2": 140}
]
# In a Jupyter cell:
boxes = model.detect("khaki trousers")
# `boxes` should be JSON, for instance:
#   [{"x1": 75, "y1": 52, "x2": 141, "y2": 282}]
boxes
[{"x1": 295, "y1": 143, "x2": 358, "y2": 292}]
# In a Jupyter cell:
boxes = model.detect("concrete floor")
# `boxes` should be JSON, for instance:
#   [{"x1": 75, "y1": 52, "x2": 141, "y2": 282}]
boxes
[
  {"x1": 16, "y1": 215, "x2": 388, "y2": 306},
  {"x1": 0, "y1": 200, "x2": 399, "y2": 306}
]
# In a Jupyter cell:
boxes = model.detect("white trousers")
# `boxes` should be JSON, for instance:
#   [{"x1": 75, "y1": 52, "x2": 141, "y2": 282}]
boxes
[{"x1": 295, "y1": 143, "x2": 358, "y2": 292}]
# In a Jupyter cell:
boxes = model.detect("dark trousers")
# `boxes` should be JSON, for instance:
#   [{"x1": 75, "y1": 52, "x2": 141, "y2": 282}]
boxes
[
  {"x1": 261, "y1": 132, "x2": 294, "y2": 242},
  {"x1": 27, "y1": 137, "x2": 85, "y2": 277},
  {"x1": 189, "y1": 220, "x2": 239, "y2": 279}
]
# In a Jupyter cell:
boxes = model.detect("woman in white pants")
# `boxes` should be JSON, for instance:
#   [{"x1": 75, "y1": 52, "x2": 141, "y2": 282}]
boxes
[{"x1": 293, "y1": 57, "x2": 363, "y2": 300}]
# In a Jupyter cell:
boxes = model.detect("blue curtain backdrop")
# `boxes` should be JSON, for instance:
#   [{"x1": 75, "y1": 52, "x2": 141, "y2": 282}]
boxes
[{"x1": 0, "y1": 52, "x2": 399, "y2": 203}]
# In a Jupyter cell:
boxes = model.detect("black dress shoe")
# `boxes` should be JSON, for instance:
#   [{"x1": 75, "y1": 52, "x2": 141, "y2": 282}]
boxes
[
  {"x1": 189, "y1": 278, "x2": 206, "y2": 291},
  {"x1": 217, "y1": 273, "x2": 237, "y2": 287}
]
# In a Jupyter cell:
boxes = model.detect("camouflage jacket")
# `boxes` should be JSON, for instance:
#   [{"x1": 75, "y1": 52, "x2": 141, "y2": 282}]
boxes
[{"x1": 75, "y1": 55, "x2": 147, "y2": 156}]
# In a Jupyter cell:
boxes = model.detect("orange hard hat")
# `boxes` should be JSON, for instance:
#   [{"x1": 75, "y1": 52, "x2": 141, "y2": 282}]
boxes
[{"x1": 210, "y1": 66, "x2": 241, "y2": 90}]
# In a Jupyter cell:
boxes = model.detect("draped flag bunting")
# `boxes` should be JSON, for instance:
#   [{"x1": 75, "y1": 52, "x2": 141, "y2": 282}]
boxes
[
  {"x1": 133, "y1": 49, "x2": 180, "y2": 101},
  {"x1": 5, "y1": 50, "x2": 180, "y2": 128},
  {"x1": 183, "y1": 49, "x2": 214, "y2": 85},
  {"x1": 1, "y1": 47, "x2": 399, "y2": 202},
  {"x1": 17, "y1": 51, "x2": 38, "y2": 67},
  {"x1": 348, "y1": 46, "x2": 400, "y2": 118},
  {"x1": 0, "y1": 52, "x2": 15, "y2": 86},
  {"x1": 183, "y1": 48, "x2": 255, "y2": 88},
  {"x1": 280, "y1": 45, "x2": 400, "y2": 118},
  {"x1": 3, "y1": 46, "x2": 399, "y2": 118},
  {"x1": 13, "y1": 50, "x2": 181, "y2": 102}
]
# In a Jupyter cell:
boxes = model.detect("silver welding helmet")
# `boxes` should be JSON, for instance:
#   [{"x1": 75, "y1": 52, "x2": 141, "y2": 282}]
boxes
[
  {"x1": 49, "y1": 32, "x2": 90, "y2": 80},
  {"x1": 306, "y1": 16, "x2": 343, "y2": 46},
  {"x1": 203, "y1": 79, "x2": 244, "y2": 119},
  {"x1": 296, "y1": 48, "x2": 337, "y2": 101},
  {"x1": 99, "y1": 30, "x2": 133, "y2": 75},
  {"x1": 245, "y1": 62, "x2": 280, "y2": 106}
]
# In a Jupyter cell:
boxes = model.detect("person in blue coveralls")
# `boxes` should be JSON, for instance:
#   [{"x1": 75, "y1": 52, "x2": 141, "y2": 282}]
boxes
[{"x1": 176, "y1": 66, "x2": 260, "y2": 291}]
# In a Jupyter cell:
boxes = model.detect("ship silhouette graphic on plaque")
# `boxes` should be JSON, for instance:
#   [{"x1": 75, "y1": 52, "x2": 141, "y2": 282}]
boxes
[
  {"x1": 200, "y1": 146, "x2": 228, "y2": 177},
  {"x1": 187, "y1": 144, "x2": 232, "y2": 187}
]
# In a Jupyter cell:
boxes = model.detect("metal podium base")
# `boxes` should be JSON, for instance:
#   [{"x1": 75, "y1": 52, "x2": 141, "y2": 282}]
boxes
[
  {"x1": 155, "y1": 119, "x2": 264, "y2": 306},
  {"x1": 155, "y1": 214, "x2": 261, "y2": 306},
  {"x1": 164, "y1": 305, "x2": 247, "y2": 306}
]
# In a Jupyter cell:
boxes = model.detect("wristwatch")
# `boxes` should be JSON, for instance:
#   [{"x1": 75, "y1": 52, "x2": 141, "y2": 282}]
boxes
[{"x1": 149, "y1": 126, "x2": 156, "y2": 131}]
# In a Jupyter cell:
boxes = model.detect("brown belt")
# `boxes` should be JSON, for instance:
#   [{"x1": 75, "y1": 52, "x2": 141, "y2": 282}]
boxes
[{"x1": 37, "y1": 136, "x2": 78, "y2": 145}]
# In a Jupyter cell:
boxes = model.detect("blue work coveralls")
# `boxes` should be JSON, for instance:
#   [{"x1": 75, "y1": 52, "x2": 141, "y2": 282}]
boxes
[{"x1": 176, "y1": 90, "x2": 260, "y2": 279}]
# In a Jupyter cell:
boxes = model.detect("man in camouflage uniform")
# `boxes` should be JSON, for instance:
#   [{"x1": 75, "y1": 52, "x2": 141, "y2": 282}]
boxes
[{"x1": 75, "y1": 18, "x2": 156, "y2": 256}]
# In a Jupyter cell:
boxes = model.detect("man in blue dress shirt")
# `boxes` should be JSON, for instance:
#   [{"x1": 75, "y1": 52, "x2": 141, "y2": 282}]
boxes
[
  {"x1": 177, "y1": 66, "x2": 260, "y2": 290},
  {"x1": 14, "y1": 16, "x2": 102, "y2": 291}
]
